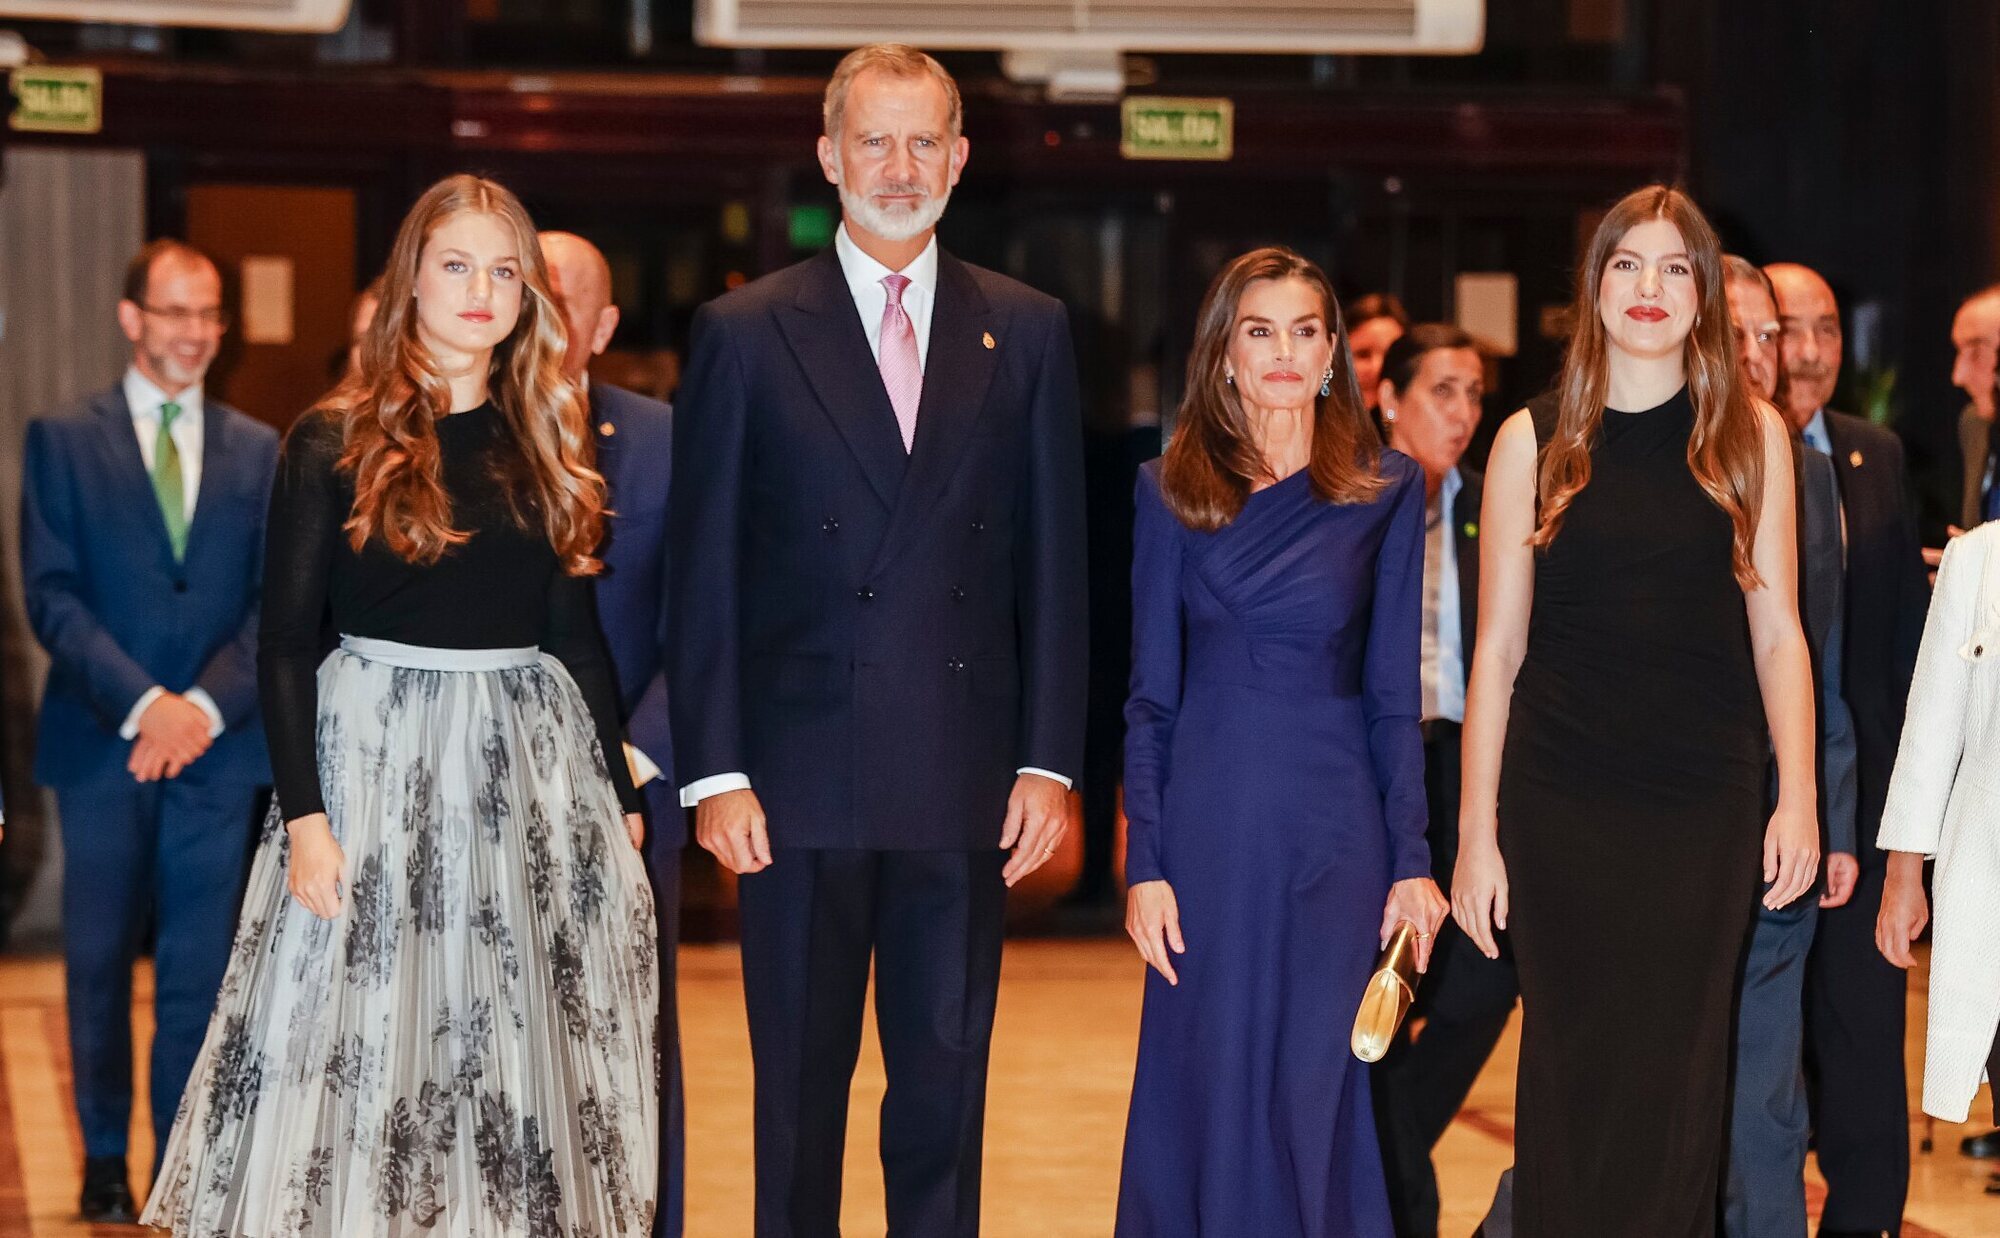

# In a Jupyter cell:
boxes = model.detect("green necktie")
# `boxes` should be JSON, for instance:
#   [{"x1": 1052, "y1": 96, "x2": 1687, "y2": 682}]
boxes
[{"x1": 153, "y1": 400, "x2": 188, "y2": 561}]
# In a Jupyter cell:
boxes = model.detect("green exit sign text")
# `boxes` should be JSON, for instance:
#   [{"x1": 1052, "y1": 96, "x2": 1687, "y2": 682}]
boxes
[
  {"x1": 1121, "y1": 97, "x2": 1234, "y2": 162},
  {"x1": 10, "y1": 66, "x2": 103, "y2": 135}
]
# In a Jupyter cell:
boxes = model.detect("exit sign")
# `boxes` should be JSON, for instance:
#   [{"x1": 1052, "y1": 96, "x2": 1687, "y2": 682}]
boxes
[
  {"x1": 10, "y1": 66, "x2": 103, "y2": 135},
  {"x1": 1121, "y1": 97, "x2": 1233, "y2": 162}
]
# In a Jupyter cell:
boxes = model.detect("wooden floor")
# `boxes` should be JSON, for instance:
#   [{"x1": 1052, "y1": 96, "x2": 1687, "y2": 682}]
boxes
[{"x1": 0, "y1": 942, "x2": 1990, "y2": 1235}]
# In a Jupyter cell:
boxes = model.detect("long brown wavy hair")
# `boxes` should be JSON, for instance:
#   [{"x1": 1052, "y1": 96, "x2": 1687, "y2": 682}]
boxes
[
  {"x1": 1160, "y1": 247, "x2": 1384, "y2": 530},
  {"x1": 327, "y1": 174, "x2": 605, "y2": 573},
  {"x1": 1533, "y1": 185, "x2": 1766, "y2": 589}
]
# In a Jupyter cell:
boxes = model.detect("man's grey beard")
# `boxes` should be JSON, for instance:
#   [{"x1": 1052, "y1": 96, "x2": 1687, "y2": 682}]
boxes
[{"x1": 840, "y1": 180, "x2": 950, "y2": 243}]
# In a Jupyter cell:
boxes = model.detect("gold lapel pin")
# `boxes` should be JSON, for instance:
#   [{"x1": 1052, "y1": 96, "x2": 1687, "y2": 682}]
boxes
[
  {"x1": 600, "y1": 421, "x2": 616, "y2": 437},
  {"x1": 982, "y1": 331, "x2": 996, "y2": 350},
  {"x1": 1849, "y1": 449, "x2": 1863, "y2": 468}
]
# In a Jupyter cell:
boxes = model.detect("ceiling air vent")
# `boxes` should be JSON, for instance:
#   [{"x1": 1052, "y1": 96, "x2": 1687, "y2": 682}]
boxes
[
  {"x1": 697, "y1": 0, "x2": 1484, "y2": 54},
  {"x1": 0, "y1": 0, "x2": 351, "y2": 32}
]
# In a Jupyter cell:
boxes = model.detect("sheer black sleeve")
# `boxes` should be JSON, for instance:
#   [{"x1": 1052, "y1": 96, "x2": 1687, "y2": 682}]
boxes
[
  {"x1": 257, "y1": 410, "x2": 344, "y2": 822},
  {"x1": 546, "y1": 570, "x2": 643, "y2": 814}
]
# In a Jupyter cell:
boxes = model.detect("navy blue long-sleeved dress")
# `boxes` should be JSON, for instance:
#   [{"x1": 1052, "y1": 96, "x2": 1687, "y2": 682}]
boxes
[{"x1": 1116, "y1": 452, "x2": 1430, "y2": 1236}]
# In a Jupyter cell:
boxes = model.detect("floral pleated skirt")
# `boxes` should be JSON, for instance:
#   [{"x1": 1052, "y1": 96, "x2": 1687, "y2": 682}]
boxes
[{"x1": 142, "y1": 637, "x2": 659, "y2": 1237}]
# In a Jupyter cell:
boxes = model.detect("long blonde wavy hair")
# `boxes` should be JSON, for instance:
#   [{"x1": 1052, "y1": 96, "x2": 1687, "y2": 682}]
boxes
[
  {"x1": 328, "y1": 174, "x2": 605, "y2": 573},
  {"x1": 1532, "y1": 184, "x2": 1766, "y2": 589}
]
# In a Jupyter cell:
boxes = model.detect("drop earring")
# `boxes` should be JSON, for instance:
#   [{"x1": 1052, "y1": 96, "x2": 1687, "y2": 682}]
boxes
[
  {"x1": 1320, "y1": 371, "x2": 1333, "y2": 398},
  {"x1": 1225, "y1": 372, "x2": 1235, "y2": 386}
]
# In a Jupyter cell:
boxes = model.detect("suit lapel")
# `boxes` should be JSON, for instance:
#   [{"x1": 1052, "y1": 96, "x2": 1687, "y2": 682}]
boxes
[
  {"x1": 181, "y1": 400, "x2": 232, "y2": 565},
  {"x1": 869, "y1": 253, "x2": 1001, "y2": 576},
  {"x1": 1453, "y1": 471, "x2": 1481, "y2": 665},
  {"x1": 774, "y1": 249, "x2": 908, "y2": 511},
  {"x1": 1824, "y1": 412, "x2": 1867, "y2": 512},
  {"x1": 95, "y1": 388, "x2": 179, "y2": 569}
]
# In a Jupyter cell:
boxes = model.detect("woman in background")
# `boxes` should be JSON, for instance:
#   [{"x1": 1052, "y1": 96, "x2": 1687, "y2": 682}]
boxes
[
  {"x1": 143, "y1": 174, "x2": 658, "y2": 1237},
  {"x1": 1118, "y1": 247, "x2": 1446, "y2": 1236}
]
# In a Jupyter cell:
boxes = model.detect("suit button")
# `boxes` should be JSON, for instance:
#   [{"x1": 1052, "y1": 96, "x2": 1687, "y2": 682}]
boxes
[
  {"x1": 950, "y1": 586, "x2": 965, "y2": 602},
  {"x1": 948, "y1": 658, "x2": 965, "y2": 672},
  {"x1": 173, "y1": 581, "x2": 188, "y2": 594},
  {"x1": 856, "y1": 587, "x2": 875, "y2": 602},
  {"x1": 823, "y1": 518, "x2": 839, "y2": 533},
  {"x1": 970, "y1": 519, "x2": 986, "y2": 533}
]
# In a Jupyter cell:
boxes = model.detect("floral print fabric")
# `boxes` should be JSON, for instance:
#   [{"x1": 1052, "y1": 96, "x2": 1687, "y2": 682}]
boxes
[{"x1": 142, "y1": 645, "x2": 659, "y2": 1237}]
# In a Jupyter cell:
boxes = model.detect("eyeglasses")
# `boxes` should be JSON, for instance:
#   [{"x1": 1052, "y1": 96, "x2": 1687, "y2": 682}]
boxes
[{"x1": 138, "y1": 304, "x2": 231, "y2": 330}]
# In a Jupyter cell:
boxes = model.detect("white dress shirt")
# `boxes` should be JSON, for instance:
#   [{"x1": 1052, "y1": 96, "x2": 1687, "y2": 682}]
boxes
[
  {"x1": 125, "y1": 366, "x2": 204, "y2": 516},
  {"x1": 118, "y1": 367, "x2": 224, "y2": 741},
  {"x1": 835, "y1": 223, "x2": 939, "y2": 372},
  {"x1": 679, "y1": 230, "x2": 1070, "y2": 806},
  {"x1": 1422, "y1": 467, "x2": 1467, "y2": 725}
]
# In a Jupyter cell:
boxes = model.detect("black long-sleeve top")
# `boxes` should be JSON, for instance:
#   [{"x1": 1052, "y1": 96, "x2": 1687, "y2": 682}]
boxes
[{"x1": 258, "y1": 403, "x2": 641, "y2": 820}]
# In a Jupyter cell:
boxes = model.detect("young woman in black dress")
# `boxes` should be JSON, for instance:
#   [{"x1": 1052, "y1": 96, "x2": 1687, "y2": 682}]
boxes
[
  {"x1": 1451, "y1": 185, "x2": 1819, "y2": 1235},
  {"x1": 143, "y1": 175, "x2": 658, "y2": 1237}
]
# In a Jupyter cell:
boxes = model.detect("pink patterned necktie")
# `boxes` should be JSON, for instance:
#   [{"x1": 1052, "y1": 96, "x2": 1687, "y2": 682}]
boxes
[{"x1": 878, "y1": 273, "x2": 922, "y2": 452}]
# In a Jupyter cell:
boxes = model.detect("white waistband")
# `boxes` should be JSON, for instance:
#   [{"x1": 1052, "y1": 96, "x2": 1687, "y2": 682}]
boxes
[{"x1": 338, "y1": 635, "x2": 540, "y2": 671}]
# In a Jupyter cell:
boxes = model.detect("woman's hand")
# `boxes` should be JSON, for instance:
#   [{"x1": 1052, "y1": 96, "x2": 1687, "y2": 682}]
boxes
[
  {"x1": 1382, "y1": 877, "x2": 1450, "y2": 973},
  {"x1": 1451, "y1": 838, "x2": 1509, "y2": 961},
  {"x1": 1125, "y1": 880, "x2": 1186, "y2": 986},
  {"x1": 624, "y1": 812, "x2": 644, "y2": 851},
  {"x1": 286, "y1": 813, "x2": 347, "y2": 920},
  {"x1": 1875, "y1": 852, "x2": 1930, "y2": 969},
  {"x1": 1761, "y1": 800, "x2": 1820, "y2": 910}
]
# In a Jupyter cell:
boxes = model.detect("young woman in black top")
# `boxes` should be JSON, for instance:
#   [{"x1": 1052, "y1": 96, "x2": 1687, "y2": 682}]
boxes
[{"x1": 143, "y1": 175, "x2": 659, "y2": 1237}]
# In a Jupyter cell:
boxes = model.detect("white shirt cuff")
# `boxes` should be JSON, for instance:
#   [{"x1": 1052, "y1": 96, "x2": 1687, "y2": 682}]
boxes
[
  {"x1": 624, "y1": 742, "x2": 663, "y2": 787},
  {"x1": 1017, "y1": 767, "x2": 1073, "y2": 790},
  {"x1": 184, "y1": 688, "x2": 226, "y2": 739},
  {"x1": 680, "y1": 771, "x2": 751, "y2": 807},
  {"x1": 119, "y1": 686, "x2": 168, "y2": 740}
]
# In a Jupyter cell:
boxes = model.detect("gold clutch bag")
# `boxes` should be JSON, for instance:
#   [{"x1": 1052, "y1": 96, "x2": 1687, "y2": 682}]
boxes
[{"x1": 1351, "y1": 921, "x2": 1421, "y2": 1063}]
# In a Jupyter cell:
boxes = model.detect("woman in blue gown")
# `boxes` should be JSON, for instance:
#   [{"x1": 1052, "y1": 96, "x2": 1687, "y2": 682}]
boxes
[{"x1": 1117, "y1": 247, "x2": 1448, "y2": 1236}]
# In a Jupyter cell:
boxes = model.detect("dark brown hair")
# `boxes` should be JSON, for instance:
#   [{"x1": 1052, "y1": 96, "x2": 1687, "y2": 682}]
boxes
[
  {"x1": 1379, "y1": 323, "x2": 1480, "y2": 396},
  {"x1": 1347, "y1": 291, "x2": 1410, "y2": 332},
  {"x1": 1160, "y1": 247, "x2": 1385, "y2": 530},
  {"x1": 122, "y1": 239, "x2": 216, "y2": 305},
  {"x1": 327, "y1": 174, "x2": 606, "y2": 573},
  {"x1": 1533, "y1": 185, "x2": 1767, "y2": 590}
]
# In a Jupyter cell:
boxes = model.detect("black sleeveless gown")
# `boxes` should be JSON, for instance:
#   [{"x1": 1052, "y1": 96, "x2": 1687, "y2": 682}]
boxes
[{"x1": 1500, "y1": 388, "x2": 1766, "y2": 1235}]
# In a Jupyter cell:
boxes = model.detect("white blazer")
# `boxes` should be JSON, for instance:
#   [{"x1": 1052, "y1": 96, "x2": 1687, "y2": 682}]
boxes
[{"x1": 1877, "y1": 522, "x2": 2000, "y2": 1122}]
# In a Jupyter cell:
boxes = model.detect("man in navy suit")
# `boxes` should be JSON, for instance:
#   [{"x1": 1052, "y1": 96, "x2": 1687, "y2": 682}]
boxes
[
  {"x1": 540, "y1": 229, "x2": 685, "y2": 1238},
  {"x1": 668, "y1": 43, "x2": 1087, "y2": 1237},
  {"x1": 21, "y1": 239, "x2": 276, "y2": 1221}
]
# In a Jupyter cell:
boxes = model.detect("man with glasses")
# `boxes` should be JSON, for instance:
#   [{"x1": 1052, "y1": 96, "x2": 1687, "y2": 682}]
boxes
[{"x1": 21, "y1": 239, "x2": 277, "y2": 1222}]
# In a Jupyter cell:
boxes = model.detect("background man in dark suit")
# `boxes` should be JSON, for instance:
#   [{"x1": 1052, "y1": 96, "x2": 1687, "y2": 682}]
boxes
[
  {"x1": 1721, "y1": 256, "x2": 1860, "y2": 1237},
  {"x1": 1768, "y1": 260, "x2": 1929, "y2": 1238},
  {"x1": 540, "y1": 229, "x2": 684, "y2": 1238},
  {"x1": 21, "y1": 239, "x2": 277, "y2": 1221},
  {"x1": 667, "y1": 43, "x2": 1086, "y2": 1237},
  {"x1": 1365, "y1": 324, "x2": 1511, "y2": 1238}
]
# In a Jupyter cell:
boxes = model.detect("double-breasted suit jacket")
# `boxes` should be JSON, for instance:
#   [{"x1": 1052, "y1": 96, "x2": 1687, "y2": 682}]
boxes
[{"x1": 667, "y1": 246, "x2": 1088, "y2": 848}]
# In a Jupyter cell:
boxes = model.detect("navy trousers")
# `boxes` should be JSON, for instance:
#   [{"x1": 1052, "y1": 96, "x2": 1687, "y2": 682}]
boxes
[
  {"x1": 56, "y1": 774, "x2": 260, "y2": 1170},
  {"x1": 1805, "y1": 862, "x2": 1910, "y2": 1230},
  {"x1": 738, "y1": 848, "x2": 1007, "y2": 1238},
  {"x1": 640, "y1": 781, "x2": 686, "y2": 1238},
  {"x1": 1724, "y1": 895, "x2": 1818, "y2": 1237}
]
